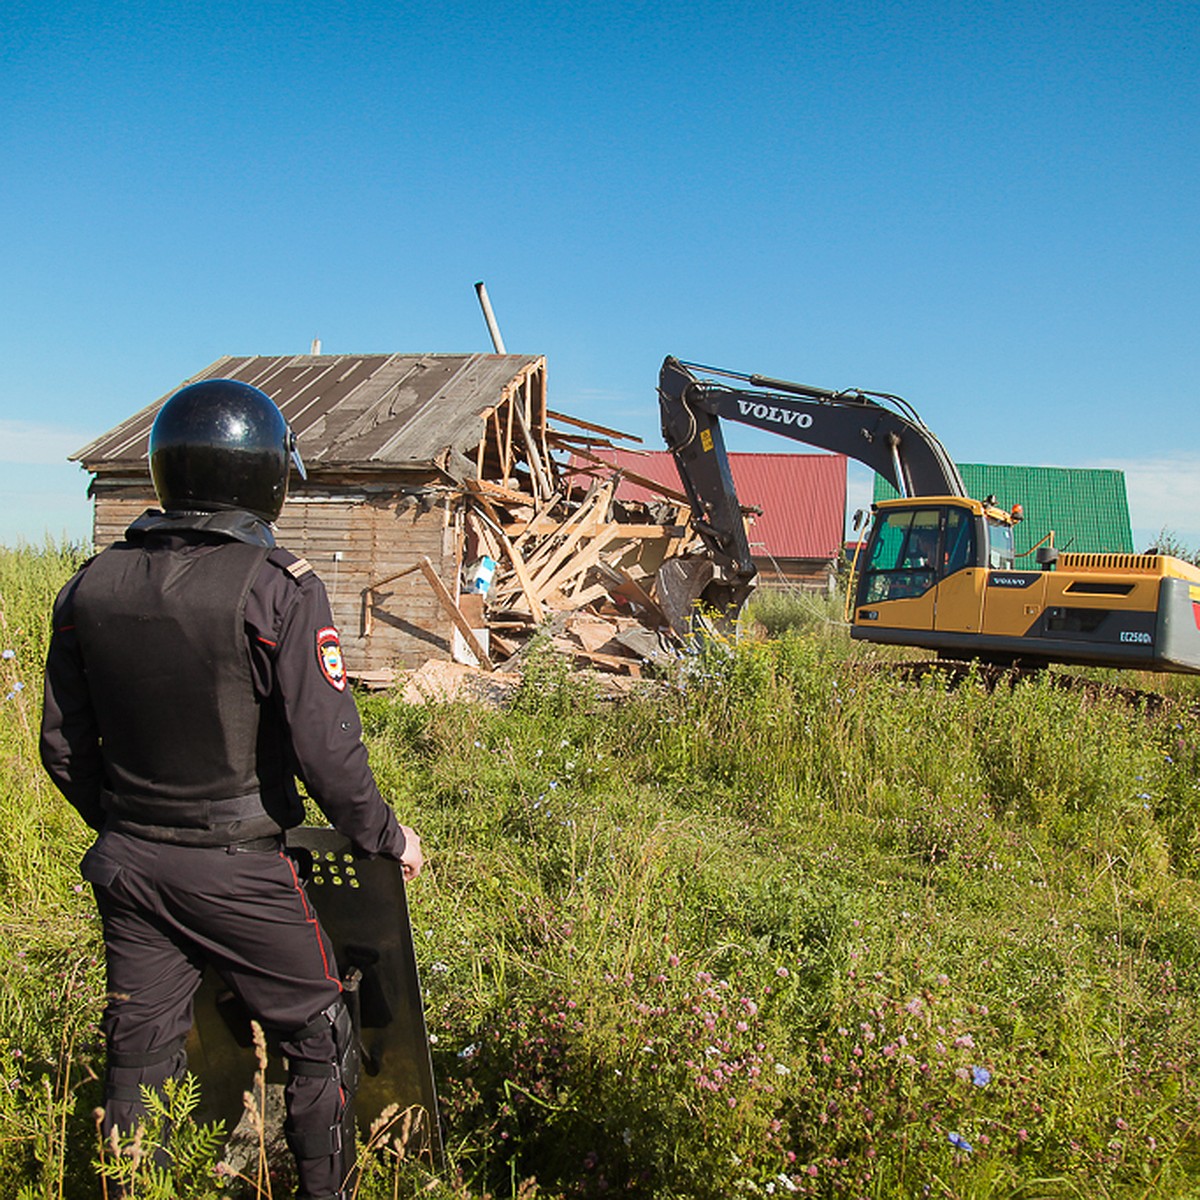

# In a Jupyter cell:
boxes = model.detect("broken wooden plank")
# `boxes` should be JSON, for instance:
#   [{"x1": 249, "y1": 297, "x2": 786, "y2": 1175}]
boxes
[
  {"x1": 475, "y1": 479, "x2": 538, "y2": 506},
  {"x1": 585, "y1": 561, "x2": 671, "y2": 628},
  {"x1": 570, "y1": 647, "x2": 643, "y2": 676},
  {"x1": 510, "y1": 493, "x2": 564, "y2": 549},
  {"x1": 533, "y1": 527, "x2": 622, "y2": 601},
  {"x1": 417, "y1": 556, "x2": 494, "y2": 671},
  {"x1": 547, "y1": 409, "x2": 644, "y2": 444},
  {"x1": 489, "y1": 632, "x2": 520, "y2": 660},
  {"x1": 465, "y1": 480, "x2": 546, "y2": 623},
  {"x1": 527, "y1": 484, "x2": 615, "y2": 596},
  {"x1": 566, "y1": 614, "x2": 620, "y2": 654},
  {"x1": 517, "y1": 482, "x2": 611, "y2": 579},
  {"x1": 615, "y1": 567, "x2": 669, "y2": 625}
]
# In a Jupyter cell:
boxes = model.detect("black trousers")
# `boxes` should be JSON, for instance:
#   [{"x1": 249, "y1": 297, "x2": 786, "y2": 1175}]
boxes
[{"x1": 82, "y1": 829, "x2": 348, "y2": 1199}]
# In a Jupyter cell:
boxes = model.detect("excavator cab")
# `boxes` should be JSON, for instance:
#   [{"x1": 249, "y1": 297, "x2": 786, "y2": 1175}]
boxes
[
  {"x1": 852, "y1": 497, "x2": 1018, "y2": 640},
  {"x1": 857, "y1": 499, "x2": 1015, "y2": 599}
]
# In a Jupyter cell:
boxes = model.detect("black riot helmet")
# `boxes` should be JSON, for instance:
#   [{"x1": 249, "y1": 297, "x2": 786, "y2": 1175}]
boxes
[{"x1": 149, "y1": 379, "x2": 306, "y2": 522}]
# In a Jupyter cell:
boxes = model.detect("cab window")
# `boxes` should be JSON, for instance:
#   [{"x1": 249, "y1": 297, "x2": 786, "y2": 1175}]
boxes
[
  {"x1": 944, "y1": 507, "x2": 976, "y2": 573},
  {"x1": 859, "y1": 505, "x2": 980, "y2": 604},
  {"x1": 860, "y1": 509, "x2": 940, "y2": 603},
  {"x1": 987, "y1": 519, "x2": 1015, "y2": 569}
]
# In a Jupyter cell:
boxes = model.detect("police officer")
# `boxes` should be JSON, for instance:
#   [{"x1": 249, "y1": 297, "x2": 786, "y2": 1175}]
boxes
[{"x1": 40, "y1": 379, "x2": 422, "y2": 1200}]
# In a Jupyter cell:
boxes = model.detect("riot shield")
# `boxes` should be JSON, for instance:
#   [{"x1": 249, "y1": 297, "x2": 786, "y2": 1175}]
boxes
[{"x1": 186, "y1": 828, "x2": 442, "y2": 1167}]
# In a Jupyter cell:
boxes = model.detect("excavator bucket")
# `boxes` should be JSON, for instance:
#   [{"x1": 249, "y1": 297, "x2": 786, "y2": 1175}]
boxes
[
  {"x1": 186, "y1": 827, "x2": 442, "y2": 1168},
  {"x1": 656, "y1": 556, "x2": 755, "y2": 637}
]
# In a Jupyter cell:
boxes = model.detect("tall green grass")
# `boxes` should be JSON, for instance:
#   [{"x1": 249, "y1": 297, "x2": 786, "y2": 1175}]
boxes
[{"x1": 2, "y1": 547, "x2": 1199, "y2": 1197}]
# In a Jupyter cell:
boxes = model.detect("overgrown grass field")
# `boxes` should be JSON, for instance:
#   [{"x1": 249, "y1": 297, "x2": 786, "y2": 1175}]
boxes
[{"x1": 2, "y1": 551, "x2": 1199, "y2": 1198}]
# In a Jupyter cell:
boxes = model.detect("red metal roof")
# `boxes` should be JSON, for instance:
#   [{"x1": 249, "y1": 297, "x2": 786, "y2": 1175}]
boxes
[{"x1": 571, "y1": 449, "x2": 846, "y2": 559}]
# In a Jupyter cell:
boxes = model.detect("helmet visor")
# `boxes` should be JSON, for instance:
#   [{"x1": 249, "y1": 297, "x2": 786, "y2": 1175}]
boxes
[{"x1": 289, "y1": 428, "x2": 307, "y2": 481}]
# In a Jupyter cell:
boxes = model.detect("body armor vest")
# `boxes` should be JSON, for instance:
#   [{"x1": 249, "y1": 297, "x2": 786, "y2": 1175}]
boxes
[{"x1": 72, "y1": 538, "x2": 293, "y2": 845}]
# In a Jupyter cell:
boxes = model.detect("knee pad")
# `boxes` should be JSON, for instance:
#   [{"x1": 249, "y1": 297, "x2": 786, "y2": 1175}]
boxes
[
  {"x1": 287, "y1": 996, "x2": 360, "y2": 1096},
  {"x1": 102, "y1": 1036, "x2": 189, "y2": 1160},
  {"x1": 285, "y1": 997, "x2": 361, "y2": 1192}
]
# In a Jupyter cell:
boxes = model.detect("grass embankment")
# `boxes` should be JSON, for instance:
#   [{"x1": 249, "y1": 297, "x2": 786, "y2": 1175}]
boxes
[{"x1": 1, "y1": 551, "x2": 1199, "y2": 1198}]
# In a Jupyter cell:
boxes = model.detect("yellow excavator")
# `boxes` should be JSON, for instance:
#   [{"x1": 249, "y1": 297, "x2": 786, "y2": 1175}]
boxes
[{"x1": 659, "y1": 356, "x2": 1200, "y2": 674}]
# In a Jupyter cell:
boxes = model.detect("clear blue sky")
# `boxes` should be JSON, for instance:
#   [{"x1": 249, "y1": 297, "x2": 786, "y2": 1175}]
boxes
[{"x1": 3, "y1": 0, "x2": 1197, "y2": 550}]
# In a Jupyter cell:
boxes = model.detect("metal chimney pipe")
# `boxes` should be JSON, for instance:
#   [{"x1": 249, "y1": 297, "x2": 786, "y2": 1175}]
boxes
[{"x1": 474, "y1": 281, "x2": 507, "y2": 354}]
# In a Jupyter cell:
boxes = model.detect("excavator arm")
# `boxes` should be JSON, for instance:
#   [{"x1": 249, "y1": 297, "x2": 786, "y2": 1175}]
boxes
[{"x1": 657, "y1": 356, "x2": 967, "y2": 620}]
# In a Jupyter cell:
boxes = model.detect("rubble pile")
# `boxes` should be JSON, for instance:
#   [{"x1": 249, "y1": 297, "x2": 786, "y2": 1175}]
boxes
[{"x1": 454, "y1": 411, "x2": 709, "y2": 677}]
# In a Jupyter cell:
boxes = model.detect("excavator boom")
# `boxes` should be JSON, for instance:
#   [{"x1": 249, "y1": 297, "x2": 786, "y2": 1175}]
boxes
[
  {"x1": 657, "y1": 357, "x2": 966, "y2": 612},
  {"x1": 660, "y1": 357, "x2": 965, "y2": 499}
]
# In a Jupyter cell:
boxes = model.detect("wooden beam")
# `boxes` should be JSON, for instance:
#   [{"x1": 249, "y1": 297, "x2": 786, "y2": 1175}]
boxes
[
  {"x1": 362, "y1": 560, "x2": 424, "y2": 637},
  {"x1": 474, "y1": 478, "x2": 537, "y2": 506},
  {"x1": 511, "y1": 493, "x2": 564, "y2": 549},
  {"x1": 547, "y1": 409, "x2": 643, "y2": 444},
  {"x1": 535, "y1": 527, "x2": 622, "y2": 600},
  {"x1": 490, "y1": 408, "x2": 504, "y2": 479},
  {"x1": 563, "y1": 443, "x2": 691, "y2": 504},
  {"x1": 502, "y1": 388, "x2": 515, "y2": 483},
  {"x1": 466, "y1": 511, "x2": 503, "y2": 564},
  {"x1": 502, "y1": 508, "x2": 678, "y2": 542},
  {"x1": 525, "y1": 482, "x2": 613, "y2": 587},
  {"x1": 548, "y1": 431, "x2": 623, "y2": 451},
  {"x1": 513, "y1": 397, "x2": 554, "y2": 502},
  {"x1": 417, "y1": 556, "x2": 494, "y2": 670},
  {"x1": 615, "y1": 567, "x2": 667, "y2": 623},
  {"x1": 566, "y1": 581, "x2": 611, "y2": 608},
  {"x1": 517, "y1": 483, "x2": 607, "y2": 577},
  {"x1": 465, "y1": 480, "x2": 546, "y2": 622}
]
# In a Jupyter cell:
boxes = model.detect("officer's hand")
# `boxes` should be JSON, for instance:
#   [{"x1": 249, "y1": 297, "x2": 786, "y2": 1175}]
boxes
[{"x1": 399, "y1": 825, "x2": 423, "y2": 880}]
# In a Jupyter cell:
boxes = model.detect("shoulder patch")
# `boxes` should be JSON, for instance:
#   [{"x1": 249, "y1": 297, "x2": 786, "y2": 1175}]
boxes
[
  {"x1": 316, "y1": 626, "x2": 347, "y2": 691},
  {"x1": 265, "y1": 548, "x2": 315, "y2": 585}
]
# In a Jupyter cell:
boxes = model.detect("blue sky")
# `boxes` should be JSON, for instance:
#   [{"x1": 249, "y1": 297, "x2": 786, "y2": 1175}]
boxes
[{"x1": 3, "y1": 0, "x2": 1198, "y2": 550}]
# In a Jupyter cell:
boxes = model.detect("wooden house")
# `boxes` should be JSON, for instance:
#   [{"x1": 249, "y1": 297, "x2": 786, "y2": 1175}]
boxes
[{"x1": 73, "y1": 353, "x2": 552, "y2": 680}]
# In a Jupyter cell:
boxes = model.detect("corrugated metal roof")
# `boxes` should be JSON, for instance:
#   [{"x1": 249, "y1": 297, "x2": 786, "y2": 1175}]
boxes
[
  {"x1": 575, "y1": 449, "x2": 847, "y2": 559},
  {"x1": 873, "y1": 463, "x2": 1134, "y2": 555},
  {"x1": 73, "y1": 353, "x2": 544, "y2": 478}
]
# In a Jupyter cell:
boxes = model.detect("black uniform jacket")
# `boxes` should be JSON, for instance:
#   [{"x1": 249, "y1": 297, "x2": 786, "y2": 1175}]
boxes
[{"x1": 40, "y1": 509, "x2": 407, "y2": 860}]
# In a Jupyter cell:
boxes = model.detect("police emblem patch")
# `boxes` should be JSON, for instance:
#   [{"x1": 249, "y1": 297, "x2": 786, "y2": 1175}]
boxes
[{"x1": 316, "y1": 626, "x2": 346, "y2": 691}]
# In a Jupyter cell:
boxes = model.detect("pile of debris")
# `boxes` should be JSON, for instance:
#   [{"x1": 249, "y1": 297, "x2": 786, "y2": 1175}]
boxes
[{"x1": 432, "y1": 410, "x2": 714, "y2": 678}]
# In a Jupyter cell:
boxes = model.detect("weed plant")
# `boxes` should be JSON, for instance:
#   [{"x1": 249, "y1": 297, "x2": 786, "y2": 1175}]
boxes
[
  {"x1": 745, "y1": 588, "x2": 847, "y2": 641},
  {"x1": 2, "y1": 546, "x2": 1200, "y2": 1197}
]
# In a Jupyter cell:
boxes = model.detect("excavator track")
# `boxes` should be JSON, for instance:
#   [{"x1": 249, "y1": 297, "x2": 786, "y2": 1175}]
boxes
[{"x1": 863, "y1": 657, "x2": 1197, "y2": 716}]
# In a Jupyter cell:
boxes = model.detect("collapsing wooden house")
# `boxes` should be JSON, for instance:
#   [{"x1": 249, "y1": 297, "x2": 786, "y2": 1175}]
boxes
[{"x1": 74, "y1": 352, "x2": 714, "y2": 684}]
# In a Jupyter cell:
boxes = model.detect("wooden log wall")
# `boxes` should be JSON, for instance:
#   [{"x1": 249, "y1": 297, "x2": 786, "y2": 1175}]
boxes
[
  {"x1": 750, "y1": 556, "x2": 839, "y2": 592},
  {"x1": 90, "y1": 480, "x2": 463, "y2": 679},
  {"x1": 91, "y1": 484, "x2": 157, "y2": 549},
  {"x1": 276, "y1": 492, "x2": 459, "y2": 676}
]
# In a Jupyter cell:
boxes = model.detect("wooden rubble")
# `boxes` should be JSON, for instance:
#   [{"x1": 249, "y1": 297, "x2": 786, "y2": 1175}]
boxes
[{"x1": 367, "y1": 402, "x2": 709, "y2": 681}]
